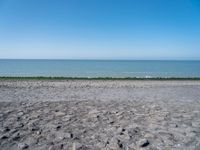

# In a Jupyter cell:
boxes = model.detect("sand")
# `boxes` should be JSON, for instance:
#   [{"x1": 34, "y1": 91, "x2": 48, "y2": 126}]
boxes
[{"x1": 0, "y1": 80, "x2": 200, "y2": 150}]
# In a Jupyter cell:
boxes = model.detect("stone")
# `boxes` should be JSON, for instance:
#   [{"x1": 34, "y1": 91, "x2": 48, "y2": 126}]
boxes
[
  {"x1": 3, "y1": 127, "x2": 10, "y2": 132},
  {"x1": 62, "y1": 115, "x2": 72, "y2": 122},
  {"x1": 31, "y1": 126, "x2": 40, "y2": 131},
  {"x1": 137, "y1": 139, "x2": 149, "y2": 147},
  {"x1": 55, "y1": 112, "x2": 65, "y2": 117},
  {"x1": 0, "y1": 113, "x2": 3, "y2": 118},
  {"x1": 106, "y1": 138, "x2": 119, "y2": 149},
  {"x1": 48, "y1": 144, "x2": 64, "y2": 150},
  {"x1": 72, "y1": 142, "x2": 83, "y2": 150},
  {"x1": 56, "y1": 125, "x2": 62, "y2": 130},
  {"x1": 12, "y1": 133, "x2": 21, "y2": 141},
  {"x1": 23, "y1": 137, "x2": 38, "y2": 145},
  {"x1": 17, "y1": 112, "x2": 24, "y2": 116},
  {"x1": 36, "y1": 131, "x2": 41, "y2": 135},
  {"x1": 1, "y1": 134, "x2": 9, "y2": 139},
  {"x1": 55, "y1": 132, "x2": 71, "y2": 140},
  {"x1": 129, "y1": 143, "x2": 136, "y2": 149},
  {"x1": 18, "y1": 143, "x2": 29, "y2": 149}
]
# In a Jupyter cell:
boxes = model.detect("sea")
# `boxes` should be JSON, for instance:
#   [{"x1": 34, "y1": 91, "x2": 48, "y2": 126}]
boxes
[{"x1": 0, "y1": 59, "x2": 200, "y2": 78}]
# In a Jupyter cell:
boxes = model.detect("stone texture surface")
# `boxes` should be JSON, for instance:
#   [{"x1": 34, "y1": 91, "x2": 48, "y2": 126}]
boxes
[{"x1": 0, "y1": 80, "x2": 200, "y2": 150}]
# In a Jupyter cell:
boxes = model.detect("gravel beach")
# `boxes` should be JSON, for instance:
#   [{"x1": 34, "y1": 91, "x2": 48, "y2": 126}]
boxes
[{"x1": 0, "y1": 80, "x2": 200, "y2": 150}]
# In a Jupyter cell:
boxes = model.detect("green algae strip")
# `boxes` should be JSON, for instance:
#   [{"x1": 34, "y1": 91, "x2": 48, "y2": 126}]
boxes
[{"x1": 0, "y1": 76, "x2": 200, "y2": 80}]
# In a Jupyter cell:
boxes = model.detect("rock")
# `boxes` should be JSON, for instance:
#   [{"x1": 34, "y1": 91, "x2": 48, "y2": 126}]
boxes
[
  {"x1": 117, "y1": 139, "x2": 124, "y2": 149},
  {"x1": 17, "y1": 112, "x2": 24, "y2": 116},
  {"x1": 192, "y1": 121, "x2": 200, "y2": 127},
  {"x1": 129, "y1": 143, "x2": 136, "y2": 149},
  {"x1": 36, "y1": 131, "x2": 41, "y2": 135},
  {"x1": 0, "y1": 113, "x2": 3, "y2": 118},
  {"x1": 117, "y1": 127, "x2": 125, "y2": 133},
  {"x1": 55, "y1": 111, "x2": 65, "y2": 117},
  {"x1": 72, "y1": 142, "x2": 83, "y2": 150},
  {"x1": 18, "y1": 143, "x2": 29, "y2": 149},
  {"x1": 118, "y1": 130, "x2": 130, "y2": 141},
  {"x1": 56, "y1": 125, "x2": 62, "y2": 130},
  {"x1": 62, "y1": 115, "x2": 72, "y2": 122},
  {"x1": 3, "y1": 127, "x2": 10, "y2": 132},
  {"x1": 70, "y1": 133, "x2": 74, "y2": 138},
  {"x1": 16, "y1": 123, "x2": 24, "y2": 128},
  {"x1": 144, "y1": 133, "x2": 155, "y2": 138},
  {"x1": 10, "y1": 129, "x2": 18, "y2": 134},
  {"x1": 12, "y1": 133, "x2": 21, "y2": 141},
  {"x1": 108, "y1": 118, "x2": 115, "y2": 124},
  {"x1": 28, "y1": 122, "x2": 40, "y2": 132},
  {"x1": 4, "y1": 110, "x2": 12, "y2": 114},
  {"x1": 106, "y1": 138, "x2": 119, "y2": 149},
  {"x1": 55, "y1": 132, "x2": 71, "y2": 140},
  {"x1": 96, "y1": 142, "x2": 106, "y2": 149},
  {"x1": 31, "y1": 112, "x2": 40, "y2": 119},
  {"x1": 31, "y1": 126, "x2": 40, "y2": 131},
  {"x1": 23, "y1": 136, "x2": 38, "y2": 145},
  {"x1": 1, "y1": 134, "x2": 9, "y2": 139},
  {"x1": 48, "y1": 144, "x2": 64, "y2": 150},
  {"x1": 48, "y1": 146, "x2": 54, "y2": 150},
  {"x1": 137, "y1": 139, "x2": 149, "y2": 147}
]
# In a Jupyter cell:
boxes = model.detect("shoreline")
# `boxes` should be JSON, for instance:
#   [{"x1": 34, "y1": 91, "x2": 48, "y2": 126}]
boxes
[{"x1": 0, "y1": 76, "x2": 200, "y2": 80}]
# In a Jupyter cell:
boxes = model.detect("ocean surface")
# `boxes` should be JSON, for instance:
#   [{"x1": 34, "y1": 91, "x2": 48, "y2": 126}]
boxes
[{"x1": 0, "y1": 60, "x2": 200, "y2": 78}]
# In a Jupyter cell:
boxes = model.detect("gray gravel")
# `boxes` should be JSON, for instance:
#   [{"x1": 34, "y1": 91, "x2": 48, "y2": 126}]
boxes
[{"x1": 0, "y1": 80, "x2": 200, "y2": 150}]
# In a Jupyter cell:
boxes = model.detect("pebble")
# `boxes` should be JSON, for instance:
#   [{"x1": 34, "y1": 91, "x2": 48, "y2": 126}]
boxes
[
  {"x1": 18, "y1": 143, "x2": 29, "y2": 149},
  {"x1": 48, "y1": 144, "x2": 64, "y2": 150},
  {"x1": 106, "y1": 138, "x2": 119, "y2": 149},
  {"x1": 137, "y1": 139, "x2": 149, "y2": 147},
  {"x1": 55, "y1": 132, "x2": 71, "y2": 140},
  {"x1": 1, "y1": 88, "x2": 200, "y2": 150},
  {"x1": 55, "y1": 111, "x2": 65, "y2": 117},
  {"x1": 12, "y1": 133, "x2": 21, "y2": 141},
  {"x1": 3, "y1": 127, "x2": 10, "y2": 132},
  {"x1": 36, "y1": 131, "x2": 41, "y2": 135},
  {"x1": 0, "y1": 113, "x2": 3, "y2": 117},
  {"x1": 72, "y1": 142, "x2": 83, "y2": 150},
  {"x1": 17, "y1": 112, "x2": 24, "y2": 116},
  {"x1": 1, "y1": 134, "x2": 9, "y2": 140}
]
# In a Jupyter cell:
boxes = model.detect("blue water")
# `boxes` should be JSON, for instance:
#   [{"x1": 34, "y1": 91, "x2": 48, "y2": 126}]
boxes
[{"x1": 0, "y1": 60, "x2": 200, "y2": 77}]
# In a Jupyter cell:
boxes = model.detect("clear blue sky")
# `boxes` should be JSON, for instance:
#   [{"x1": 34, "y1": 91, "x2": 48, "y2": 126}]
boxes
[{"x1": 0, "y1": 0, "x2": 200, "y2": 60}]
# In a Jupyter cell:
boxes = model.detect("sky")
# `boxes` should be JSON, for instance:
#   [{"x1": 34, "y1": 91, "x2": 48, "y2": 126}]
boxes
[{"x1": 0, "y1": 0, "x2": 200, "y2": 60}]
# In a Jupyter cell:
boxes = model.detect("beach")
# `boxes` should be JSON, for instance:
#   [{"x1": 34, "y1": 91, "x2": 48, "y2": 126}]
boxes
[{"x1": 0, "y1": 79, "x2": 200, "y2": 150}]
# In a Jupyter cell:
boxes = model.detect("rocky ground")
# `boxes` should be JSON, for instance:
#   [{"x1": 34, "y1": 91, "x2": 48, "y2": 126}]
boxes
[{"x1": 0, "y1": 80, "x2": 200, "y2": 150}]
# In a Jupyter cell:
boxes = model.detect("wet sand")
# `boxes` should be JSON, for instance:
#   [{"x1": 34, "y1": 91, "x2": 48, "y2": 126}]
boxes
[{"x1": 0, "y1": 80, "x2": 200, "y2": 150}]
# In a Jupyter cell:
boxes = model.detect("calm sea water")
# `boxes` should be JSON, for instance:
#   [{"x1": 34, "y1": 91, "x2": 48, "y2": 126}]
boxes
[{"x1": 0, "y1": 60, "x2": 200, "y2": 78}]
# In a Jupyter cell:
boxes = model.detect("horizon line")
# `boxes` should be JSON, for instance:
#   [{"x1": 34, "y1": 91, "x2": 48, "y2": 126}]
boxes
[{"x1": 0, "y1": 58, "x2": 200, "y2": 61}]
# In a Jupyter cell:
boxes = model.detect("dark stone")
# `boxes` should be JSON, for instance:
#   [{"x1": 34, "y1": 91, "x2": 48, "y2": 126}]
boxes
[
  {"x1": 1, "y1": 135, "x2": 8, "y2": 139},
  {"x1": 56, "y1": 125, "x2": 62, "y2": 130},
  {"x1": 4, "y1": 127, "x2": 10, "y2": 132},
  {"x1": 18, "y1": 143, "x2": 29, "y2": 149},
  {"x1": 122, "y1": 128, "x2": 126, "y2": 132},
  {"x1": 117, "y1": 139, "x2": 123, "y2": 148},
  {"x1": 119, "y1": 143, "x2": 123, "y2": 148},
  {"x1": 138, "y1": 139, "x2": 149, "y2": 147},
  {"x1": 13, "y1": 133, "x2": 21, "y2": 141},
  {"x1": 31, "y1": 127, "x2": 39, "y2": 131},
  {"x1": 110, "y1": 121, "x2": 115, "y2": 124}
]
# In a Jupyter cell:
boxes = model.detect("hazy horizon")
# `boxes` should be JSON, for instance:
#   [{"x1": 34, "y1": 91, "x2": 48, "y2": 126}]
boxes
[
  {"x1": 0, "y1": 59, "x2": 200, "y2": 61},
  {"x1": 0, "y1": 0, "x2": 200, "y2": 60}
]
